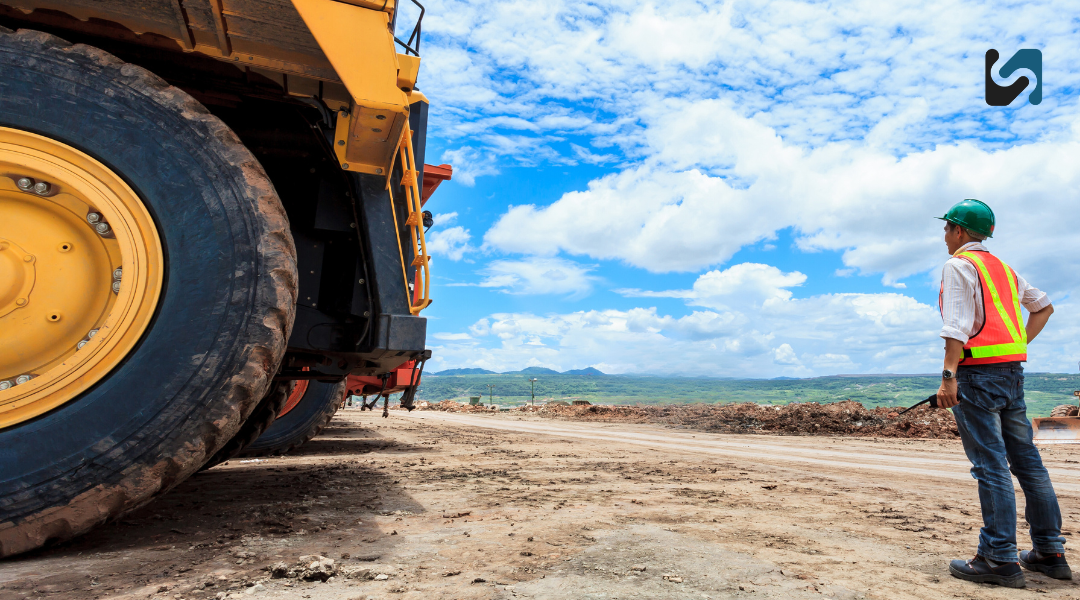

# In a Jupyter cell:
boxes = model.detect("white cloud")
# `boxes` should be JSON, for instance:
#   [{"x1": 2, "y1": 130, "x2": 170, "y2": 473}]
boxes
[
  {"x1": 1029, "y1": 304, "x2": 1080, "y2": 375},
  {"x1": 809, "y1": 353, "x2": 858, "y2": 371},
  {"x1": 474, "y1": 257, "x2": 598, "y2": 297},
  {"x1": 439, "y1": 146, "x2": 498, "y2": 186},
  {"x1": 421, "y1": 0, "x2": 1080, "y2": 291},
  {"x1": 571, "y1": 143, "x2": 617, "y2": 165},
  {"x1": 620, "y1": 263, "x2": 808, "y2": 310},
  {"x1": 431, "y1": 265, "x2": 952, "y2": 377},
  {"x1": 773, "y1": 343, "x2": 800, "y2": 365},
  {"x1": 433, "y1": 212, "x2": 459, "y2": 226},
  {"x1": 418, "y1": 0, "x2": 1080, "y2": 289},
  {"x1": 484, "y1": 98, "x2": 1080, "y2": 293},
  {"x1": 426, "y1": 213, "x2": 474, "y2": 261},
  {"x1": 433, "y1": 332, "x2": 473, "y2": 341},
  {"x1": 469, "y1": 318, "x2": 491, "y2": 337},
  {"x1": 421, "y1": 0, "x2": 1080, "y2": 171},
  {"x1": 430, "y1": 284, "x2": 1080, "y2": 377},
  {"x1": 428, "y1": 288, "x2": 943, "y2": 377}
]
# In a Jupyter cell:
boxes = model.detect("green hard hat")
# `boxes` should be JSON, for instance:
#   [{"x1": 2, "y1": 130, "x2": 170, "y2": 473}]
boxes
[{"x1": 937, "y1": 198, "x2": 995, "y2": 238}]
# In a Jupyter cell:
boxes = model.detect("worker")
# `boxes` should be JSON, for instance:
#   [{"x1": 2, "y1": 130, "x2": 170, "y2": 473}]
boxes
[{"x1": 935, "y1": 199, "x2": 1067, "y2": 587}]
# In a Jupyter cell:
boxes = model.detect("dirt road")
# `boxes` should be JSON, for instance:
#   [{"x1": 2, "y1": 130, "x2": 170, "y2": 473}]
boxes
[{"x1": 4, "y1": 409, "x2": 1080, "y2": 600}]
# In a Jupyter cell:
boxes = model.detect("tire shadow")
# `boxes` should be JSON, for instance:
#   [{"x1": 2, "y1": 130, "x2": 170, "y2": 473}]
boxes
[
  {"x1": 0, "y1": 425, "x2": 430, "y2": 598},
  {"x1": 277, "y1": 416, "x2": 436, "y2": 457}
]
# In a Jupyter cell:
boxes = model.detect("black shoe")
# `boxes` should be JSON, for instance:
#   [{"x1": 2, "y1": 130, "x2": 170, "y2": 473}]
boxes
[
  {"x1": 1020, "y1": 550, "x2": 1072, "y2": 580},
  {"x1": 949, "y1": 556, "x2": 1025, "y2": 588}
]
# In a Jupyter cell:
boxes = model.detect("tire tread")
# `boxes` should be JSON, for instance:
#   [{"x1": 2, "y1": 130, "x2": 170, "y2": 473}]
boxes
[{"x1": 240, "y1": 380, "x2": 346, "y2": 457}]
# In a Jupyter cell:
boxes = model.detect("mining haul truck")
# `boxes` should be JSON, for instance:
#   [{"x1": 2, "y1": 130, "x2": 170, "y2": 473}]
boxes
[{"x1": 0, "y1": 0, "x2": 446, "y2": 557}]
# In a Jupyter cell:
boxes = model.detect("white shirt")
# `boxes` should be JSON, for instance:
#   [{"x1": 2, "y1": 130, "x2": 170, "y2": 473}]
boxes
[{"x1": 940, "y1": 242, "x2": 1050, "y2": 344}]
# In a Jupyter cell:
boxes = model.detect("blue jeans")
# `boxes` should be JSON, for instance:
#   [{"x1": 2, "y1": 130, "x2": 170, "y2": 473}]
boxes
[{"x1": 952, "y1": 363, "x2": 1065, "y2": 562}]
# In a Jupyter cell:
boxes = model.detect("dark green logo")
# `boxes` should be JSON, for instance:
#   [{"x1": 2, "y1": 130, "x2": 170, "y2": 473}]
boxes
[{"x1": 985, "y1": 49, "x2": 1042, "y2": 106}]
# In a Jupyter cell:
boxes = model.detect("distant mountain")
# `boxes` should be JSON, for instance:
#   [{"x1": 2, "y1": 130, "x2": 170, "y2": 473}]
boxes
[
  {"x1": 508, "y1": 367, "x2": 562, "y2": 375},
  {"x1": 431, "y1": 368, "x2": 497, "y2": 376},
  {"x1": 830, "y1": 373, "x2": 938, "y2": 378},
  {"x1": 563, "y1": 367, "x2": 605, "y2": 376}
]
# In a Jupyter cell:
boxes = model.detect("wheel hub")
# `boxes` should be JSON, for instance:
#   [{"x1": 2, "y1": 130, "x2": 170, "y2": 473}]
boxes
[
  {"x1": 0, "y1": 128, "x2": 163, "y2": 427},
  {"x1": 0, "y1": 238, "x2": 36, "y2": 320}
]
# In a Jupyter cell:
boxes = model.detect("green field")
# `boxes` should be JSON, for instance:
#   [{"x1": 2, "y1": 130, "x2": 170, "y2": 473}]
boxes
[{"x1": 416, "y1": 373, "x2": 1080, "y2": 418}]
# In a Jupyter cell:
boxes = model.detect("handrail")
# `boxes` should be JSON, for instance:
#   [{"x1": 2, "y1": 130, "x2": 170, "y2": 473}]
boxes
[
  {"x1": 393, "y1": 0, "x2": 424, "y2": 56},
  {"x1": 386, "y1": 121, "x2": 432, "y2": 315}
]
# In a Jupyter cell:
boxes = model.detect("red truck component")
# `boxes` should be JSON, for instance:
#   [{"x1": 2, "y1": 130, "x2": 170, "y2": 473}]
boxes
[
  {"x1": 346, "y1": 360, "x2": 421, "y2": 397},
  {"x1": 278, "y1": 380, "x2": 310, "y2": 418},
  {"x1": 421, "y1": 164, "x2": 453, "y2": 206}
]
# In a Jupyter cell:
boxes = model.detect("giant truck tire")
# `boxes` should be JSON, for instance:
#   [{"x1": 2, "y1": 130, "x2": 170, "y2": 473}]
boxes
[
  {"x1": 200, "y1": 380, "x2": 293, "y2": 469},
  {"x1": 0, "y1": 29, "x2": 297, "y2": 557},
  {"x1": 239, "y1": 380, "x2": 347, "y2": 457},
  {"x1": 1050, "y1": 405, "x2": 1079, "y2": 418}
]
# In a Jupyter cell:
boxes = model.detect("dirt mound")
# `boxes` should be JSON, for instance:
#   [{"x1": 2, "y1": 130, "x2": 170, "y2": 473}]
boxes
[
  {"x1": 526, "y1": 400, "x2": 958, "y2": 439},
  {"x1": 419, "y1": 400, "x2": 497, "y2": 413}
]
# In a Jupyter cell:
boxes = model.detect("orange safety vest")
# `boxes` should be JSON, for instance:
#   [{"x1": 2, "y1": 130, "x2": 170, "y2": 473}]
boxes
[{"x1": 939, "y1": 250, "x2": 1027, "y2": 365}]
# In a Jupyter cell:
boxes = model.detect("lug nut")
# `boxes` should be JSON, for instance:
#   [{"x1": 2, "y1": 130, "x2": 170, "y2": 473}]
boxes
[
  {"x1": 77, "y1": 340, "x2": 87, "y2": 349},
  {"x1": 33, "y1": 181, "x2": 50, "y2": 195},
  {"x1": 16, "y1": 177, "x2": 33, "y2": 190},
  {"x1": 0, "y1": 380, "x2": 12, "y2": 391},
  {"x1": 87, "y1": 328, "x2": 98, "y2": 338},
  {"x1": 95, "y1": 222, "x2": 111, "y2": 235},
  {"x1": 113, "y1": 267, "x2": 123, "y2": 280},
  {"x1": 112, "y1": 280, "x2": 121, "y2": 294},
  {"x1": 15, "y1": 374, "x2": 33, "y2": 385},
  {"x1": 87, "y1": 212, "x2": 102, "y2": 224}
]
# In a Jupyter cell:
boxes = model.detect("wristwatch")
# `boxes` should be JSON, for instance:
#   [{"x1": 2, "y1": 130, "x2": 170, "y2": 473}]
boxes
[{"x1": 942, "y1": 369, "x2": 956, "y2": 380}]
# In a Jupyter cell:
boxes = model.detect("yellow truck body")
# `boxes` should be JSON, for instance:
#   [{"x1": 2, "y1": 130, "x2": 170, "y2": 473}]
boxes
[{"x1": 0, "y1": 0, "x2": 420, "y2": 175}]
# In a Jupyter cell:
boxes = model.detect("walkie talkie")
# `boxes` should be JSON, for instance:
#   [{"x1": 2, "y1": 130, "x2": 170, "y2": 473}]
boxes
[{"x1": 897, "y1": 394, "x2": 940, "y2": 417}]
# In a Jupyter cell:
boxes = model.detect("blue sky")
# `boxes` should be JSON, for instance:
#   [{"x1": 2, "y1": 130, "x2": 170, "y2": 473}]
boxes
[{"x1": 398, "y1": 0, "x2": 1080, "y2": 377}]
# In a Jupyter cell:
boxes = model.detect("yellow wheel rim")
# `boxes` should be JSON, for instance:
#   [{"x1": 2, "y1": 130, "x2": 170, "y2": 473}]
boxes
[{"x1": 0, "y1": 128, "x2": 163, "y2": 428}]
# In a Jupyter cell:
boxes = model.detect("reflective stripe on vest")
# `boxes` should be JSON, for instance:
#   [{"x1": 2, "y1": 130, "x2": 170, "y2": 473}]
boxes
[{"x1": 952, "y1": 251, "x2": 1027, "y2": 364}]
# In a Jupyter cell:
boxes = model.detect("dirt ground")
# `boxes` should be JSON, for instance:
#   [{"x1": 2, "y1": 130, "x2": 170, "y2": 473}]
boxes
[{"x1": 4, "y1": 407, "x2": 1080, "y2": 600}]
